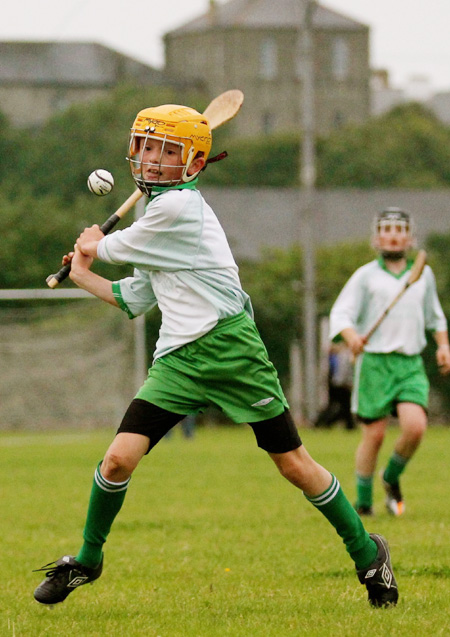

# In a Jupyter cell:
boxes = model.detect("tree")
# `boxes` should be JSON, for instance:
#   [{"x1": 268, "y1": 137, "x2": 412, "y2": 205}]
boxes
[
  {"x1": 0, "y1": 189, "x2": 129, "y2": 289},
  {"x1": 422, "y1": 232, "x2": 450, "y2": 416},
  {"x1": 317, "y1": 103, "x2": 450, "y2": 189},
  {"x1": 0, "y1": 111, "x2": 20, "y2": 187},
  {"x1": 18, "y1": 85, "x2": 206, "y2": 204},
  {"x1": 238, "y1": 241, "x2": 371, "y2": 384}
]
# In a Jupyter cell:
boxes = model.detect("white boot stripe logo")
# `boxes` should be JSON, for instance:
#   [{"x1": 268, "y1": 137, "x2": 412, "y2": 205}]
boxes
[
  {"x1": 68, "y1": 575, "x2": 89, "y2": 588},
  {"x1": 381, "y1": 563, "x2": 392, "y2": 588}
]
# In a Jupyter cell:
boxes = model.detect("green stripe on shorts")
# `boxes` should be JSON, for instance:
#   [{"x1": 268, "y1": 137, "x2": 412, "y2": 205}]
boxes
[{"x1": 136, "y1": 311, "x2": 289, "y2": 423}]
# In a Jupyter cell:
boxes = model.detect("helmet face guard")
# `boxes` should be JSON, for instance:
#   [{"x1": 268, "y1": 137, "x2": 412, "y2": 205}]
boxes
[
  {"x1": 373, "y1": 207, "x2": 415, "y2": 259},
  {"x1": 374, "y1": 208, "x2": 412, "y2": 235},
  {"x1": 127, "y1": 105, "x2": 212, "y2": 195}
]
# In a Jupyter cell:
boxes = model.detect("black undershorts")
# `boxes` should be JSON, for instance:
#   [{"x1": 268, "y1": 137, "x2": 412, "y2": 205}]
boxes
[{"x1": 117, "y1": 399, "x2": 302, "y2": 454}]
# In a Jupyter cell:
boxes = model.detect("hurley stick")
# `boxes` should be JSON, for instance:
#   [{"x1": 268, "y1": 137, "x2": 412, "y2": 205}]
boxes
[
  {"x1": 46, "y1": 89, "x2": 244, "y2": 288},
  {"x1": 364, "y1": 249, "x2": 427, "y2": 342},
  {"x1": 202, "y1": 89, "x2": 244, "y2": 129},
  {"x1": 46, "y1": 189, "x2": 143, "y2": 288}
]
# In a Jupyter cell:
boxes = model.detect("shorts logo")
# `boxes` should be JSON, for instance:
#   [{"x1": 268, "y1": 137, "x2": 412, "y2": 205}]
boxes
[{"x1": 251, "y1": 397, "x2": 275, "y2": 407}]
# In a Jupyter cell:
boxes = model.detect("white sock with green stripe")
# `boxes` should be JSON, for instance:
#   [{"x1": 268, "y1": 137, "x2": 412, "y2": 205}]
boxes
[
  {"x1": 76, "y1": 462, "x2": 130, "y2": 568},
  {"x1": 305, "y1": 475, "x2": 377, "y2": 569}
]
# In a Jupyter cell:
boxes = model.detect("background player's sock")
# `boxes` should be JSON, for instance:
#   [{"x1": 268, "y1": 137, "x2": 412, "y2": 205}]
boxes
[
  {"x1": 355, "y1": 473, "x2": 373, "y2": 509},
  {"x1": 383, "y1": 451, "x2": 409, "y2": 485}
]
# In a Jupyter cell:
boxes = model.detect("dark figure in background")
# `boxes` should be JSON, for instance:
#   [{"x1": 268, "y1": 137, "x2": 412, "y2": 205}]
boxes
[{"x1": 316, "y1": 343, "x2": 356, "y2": 430}]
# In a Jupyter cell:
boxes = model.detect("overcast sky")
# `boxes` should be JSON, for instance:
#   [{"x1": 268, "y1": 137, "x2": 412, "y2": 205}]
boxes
[{"x1": 1, "y1": 0, "x2": 449, "y2": 92}]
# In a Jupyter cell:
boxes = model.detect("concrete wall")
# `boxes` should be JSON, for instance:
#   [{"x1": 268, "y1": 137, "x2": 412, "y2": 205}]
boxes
[{"x1": 201, "y1": 187, "x2": 450, "y2": 259}]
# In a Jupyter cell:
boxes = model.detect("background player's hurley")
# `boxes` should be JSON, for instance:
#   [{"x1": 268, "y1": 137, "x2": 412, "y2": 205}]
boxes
[{"x1": 363, "y1": 249, "x2": 427, "y2": 342}]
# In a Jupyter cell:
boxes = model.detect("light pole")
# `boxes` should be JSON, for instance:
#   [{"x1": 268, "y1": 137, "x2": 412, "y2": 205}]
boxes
[{"x1": 298, "y1": 0, "x2": 318, "y2": 424}]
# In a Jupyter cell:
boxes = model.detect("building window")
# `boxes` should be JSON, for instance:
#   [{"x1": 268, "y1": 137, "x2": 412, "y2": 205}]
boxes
[
  {"x1": 262, "y1": 111, "x2": 275, "y2": 134},
  {"x1": 332, "y1": 37, "x2": 349, "y2": 80},
  {"x1": 260, "y1": 38, "x2": 278, "y2": 79}
]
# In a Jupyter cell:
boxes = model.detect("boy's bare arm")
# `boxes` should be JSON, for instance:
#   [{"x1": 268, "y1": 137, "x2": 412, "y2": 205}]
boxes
[
  {"x1": 434, "y1": 330, "x2": 450, "y2": 375},
  {"x1": 64, "y1": 247, "x2": 118, "y2": 308},
  {"x1": 340, "y1": 327, "x2": 366, "y2": 356}
]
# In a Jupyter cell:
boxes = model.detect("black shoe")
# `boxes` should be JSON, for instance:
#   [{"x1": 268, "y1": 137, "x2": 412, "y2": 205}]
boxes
[
  {"x1": 355, "y1": 505, "x2": 374, "y2": 516},
  {"x1": 381, "y1": 473, "x2": 405, "y2": 516},
  {"x1": 33, "y1": 555, "x2": 103, "y2": 605},
  {"x1": 357, "y1": 534, "x2": 398, "y2": 608}
]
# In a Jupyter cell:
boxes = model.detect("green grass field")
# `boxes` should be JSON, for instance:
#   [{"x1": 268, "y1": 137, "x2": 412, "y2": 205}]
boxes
[{"x1": 2, "y1": 424, "x2": 450, "y2": 636}]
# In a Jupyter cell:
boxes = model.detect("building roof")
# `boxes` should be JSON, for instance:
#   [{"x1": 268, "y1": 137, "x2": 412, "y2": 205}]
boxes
[
  {"x1": 0, "y1": 41, "x2": 163, "y2": 86},
  {"x1": 165, "y1": 0, "x2": 368, "y2": 36}
]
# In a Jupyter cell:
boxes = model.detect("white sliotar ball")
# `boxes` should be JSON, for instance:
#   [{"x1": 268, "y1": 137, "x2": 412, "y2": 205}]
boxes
[{"x1": 87, "y1": 169, "x2": 114, "y2": 196}]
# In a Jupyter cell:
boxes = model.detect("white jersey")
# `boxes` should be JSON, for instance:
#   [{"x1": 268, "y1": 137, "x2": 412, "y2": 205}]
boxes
[
  {"x1": 329, "y1": 258, "x2": 447, "y2": 355},
  {"x1": 97, "y1": 183, "x2": 252, "y2": 360}
]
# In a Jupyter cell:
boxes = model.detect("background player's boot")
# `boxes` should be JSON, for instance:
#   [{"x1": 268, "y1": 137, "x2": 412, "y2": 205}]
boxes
[
  {"x1": 381, "y1": 473, "x2": 405, "y2": 516},
  {"x1": 355, "y1": 504, "x2": 374, "y2": 516},
  {"x1": 33, "y1": 554, "x2": 103, "y2": 605},
  {"x1": 356, "y1": 533, "x2": 398, "y2": 607}
]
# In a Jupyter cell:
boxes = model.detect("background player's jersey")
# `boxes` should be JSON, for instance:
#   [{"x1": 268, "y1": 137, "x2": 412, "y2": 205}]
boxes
[
  {"x1": 329, "y1": 259, "x2": 447, "y2": 355},
  {"x1": 97, "y1": 184, "x2": 252, "y2": 360}
]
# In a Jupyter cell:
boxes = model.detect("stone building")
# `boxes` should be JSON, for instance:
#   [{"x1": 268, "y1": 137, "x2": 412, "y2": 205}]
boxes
[
  {"x1": 0, "y1": 41, "x2": 165, "y2": 128},
  {"x1": 164, "y1": 0, "x2": 370, "y2": 137}
]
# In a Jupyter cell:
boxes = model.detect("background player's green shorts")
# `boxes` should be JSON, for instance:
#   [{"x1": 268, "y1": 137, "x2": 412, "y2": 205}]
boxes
[
  {"x1": 352, "y1": 352, "x2": 429, "y2": 420},
  {"x1": 136, "y1": 311, "x2": 289, "y2": 423}
]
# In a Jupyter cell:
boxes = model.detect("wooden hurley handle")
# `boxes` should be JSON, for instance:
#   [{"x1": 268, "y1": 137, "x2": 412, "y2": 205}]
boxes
[
  {"x1": 46, "y1": 190, "x2": 143, "y2": 288},
  {"x1": 364, "y1": 249, "x2": 427, "y2": 342}
]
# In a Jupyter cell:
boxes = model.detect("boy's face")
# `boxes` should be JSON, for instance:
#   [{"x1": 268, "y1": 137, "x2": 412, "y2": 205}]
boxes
[
  {"x1": 373, "y1": 220, "x2": 413, "y2": 255},
  {"x1": 137, "y1": 136, "x2": 184, "y2": 185}
]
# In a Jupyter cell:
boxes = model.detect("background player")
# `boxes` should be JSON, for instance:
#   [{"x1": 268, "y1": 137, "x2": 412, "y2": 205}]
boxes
[{"x1": 329, "y1": 208, "x2": 450, "y2": 516}]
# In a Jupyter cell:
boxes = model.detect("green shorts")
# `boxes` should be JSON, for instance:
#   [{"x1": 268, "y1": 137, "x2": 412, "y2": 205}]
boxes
[
  {"x1": 136, "y1": 311, "x2": 289, "y2": 423},
  {"x1": 353, "y1": 352, "x2": 429, "y2": 420}
]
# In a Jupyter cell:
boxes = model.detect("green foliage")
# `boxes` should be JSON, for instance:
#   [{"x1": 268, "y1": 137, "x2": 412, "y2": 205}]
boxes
[
  {"x1": 2, "y1": 95, "x2": 450, "y2": 202},
  {"x1": 316, "y1": 103, "x2": 450, "y2": 188},
  {"x1": 20, "y1": 84, "x2": 195, "y2": 204},
  {"x1": 426, "y1": 232, "x2": 450, "y2": 311},
  {"x1": 422, "y1": 232, "x2": 450, "y2": 411},
  {"x1": 202, "y1": 134, "x2": 299, "y2": 186},
  {"x1": 0, "y1": 111, "x2": 20, "y2": 185},
  {"x1": 239, "y1": 241, "x2": 372, "y2": 383},
  {"x1": 0, "y1": 188, "x2": 129, "y2": 289},
  {"x1": 1, "y1": 189, "x2": 75, "y2": 288},
  {"x1": 205, "y1": 102, "x2": 450, "y2": 188}
]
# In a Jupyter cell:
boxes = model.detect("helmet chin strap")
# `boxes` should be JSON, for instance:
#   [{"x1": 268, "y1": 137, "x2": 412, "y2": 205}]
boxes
[
  {"x1": 181, "y1": 147, "x2": 197, "y2": 182},
  {"x1": 381, "y1": 250, "x2": 406, "y2": 261}
]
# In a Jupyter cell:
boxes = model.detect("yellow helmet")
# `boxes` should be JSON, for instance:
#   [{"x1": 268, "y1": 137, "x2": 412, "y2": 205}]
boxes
[{"x1": 128, "y1": 104, "x2": 212, "y2": 194}]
